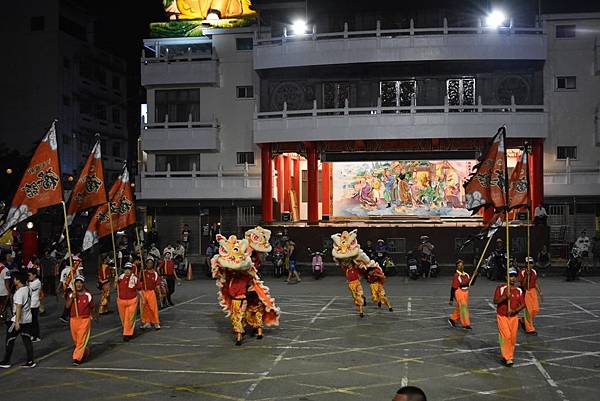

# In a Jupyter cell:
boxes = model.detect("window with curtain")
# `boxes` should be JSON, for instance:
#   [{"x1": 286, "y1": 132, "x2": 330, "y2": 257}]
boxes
[
  {"x1": 155, "y1": 89, "x2": 200, "y2": 123},
  {"x1": 156, "y1": 154, "x2": 200, "y2": 171}
]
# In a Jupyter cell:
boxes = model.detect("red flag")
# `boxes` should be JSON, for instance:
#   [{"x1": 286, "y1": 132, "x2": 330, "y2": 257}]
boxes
[
  {"x1": 82, "y1": 166, "x2": 136, "y2": 251},
  {"x1": 508, "y1": 150, "x2": 529, "y2": 210},
  {"x1": 66, "y1": 141, "x2": 106, "y2": 224},
  {"x1": 463, "y1": 128, "x2": 507, "y2": 213},
  {"x1": 0, "y1": 122, "x2": 63, "y2": 234}
]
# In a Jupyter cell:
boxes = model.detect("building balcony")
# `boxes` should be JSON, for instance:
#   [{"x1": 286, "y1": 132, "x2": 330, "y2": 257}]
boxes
[
  {"x1": 141, "y1": 37, "x2": 218, "y2": 87},
  {"x1": 138, "y1": 168, "x2": 260, "y2": 200},
  {"x1": 544, "y1": 164, "x2": 600, "y2": 197},
  {"x1": 141, "y1": 118, "x2": 219, "y2": 152},
  {"x1": 254, "y1": 98, "x2": 547, "y2": 144},
  {"x1": 254, "y1": 20, "x2": 546, "y2": 70}
]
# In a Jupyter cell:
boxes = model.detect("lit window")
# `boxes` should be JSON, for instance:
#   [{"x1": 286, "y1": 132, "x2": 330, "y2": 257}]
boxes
[
  {"x1": 556, "y1": 76, "x2": 576, "y2": 90},
  {"x1": 236, "y1": 152, "x2": 255, "y2": 165},
  {"x1": 236, "y1": 86, "x2": 254, "y2": 99},
  {"x1": 556, "y1": 146, "x2": 577, "y2": 160}
]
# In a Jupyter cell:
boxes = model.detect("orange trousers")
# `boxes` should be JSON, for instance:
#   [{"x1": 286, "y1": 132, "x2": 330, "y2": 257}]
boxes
[
  {"x1": 141, "y1": 290, "x2": 160, "y2": 325},
  {"x1": 117, "y1": 297, "x2": 138, "y2": 336},
  {"x1": 99, "y1": 282, "x2": 111, "y2": 314},
  {"x1": 497, "y1": 314, "x2": 519, "y2": 361},
  {"x1": 450, "y1": 288, "x2": 470, "y2": 327},
  {"x1": 522, "y1": 290, "x2": 539, "y2": 333},
  {"x1": 348, "y1": 280, "x2": 365, "y2": 307},
  {"x1": 230, "y1": 299, "x2": 245, "y2": 334},
  {"x1": 369, "y1": 282, "x2": 391, "y2": 308},
  {"x1": 70, "y1": 316, "x2": 92, "y2": 361}
]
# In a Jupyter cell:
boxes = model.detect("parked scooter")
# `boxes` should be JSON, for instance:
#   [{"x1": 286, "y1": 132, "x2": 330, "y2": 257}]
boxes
[
  {"x1": 428, "y1": 255, "x2": 439, "y2": 277},
  {"x1": 407, "y1": 251, "x2": 419, "y2": 280},
  {"x1": 382, "y1": 256, "x2": 396, "y2": 276},
  {"x1": 308, "y1": 248, "x2": 326, "y2": 280}
]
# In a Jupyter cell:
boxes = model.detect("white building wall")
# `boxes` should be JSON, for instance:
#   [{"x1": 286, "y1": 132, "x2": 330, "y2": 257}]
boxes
[{"x1": 543, "y1": 13, "x2": 600, "y2": 198}]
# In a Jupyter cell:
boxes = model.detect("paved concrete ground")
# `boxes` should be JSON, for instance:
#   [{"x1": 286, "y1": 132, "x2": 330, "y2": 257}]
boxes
[{"x1": 1, "y1": 274, "x2": 600, "y2": 400}]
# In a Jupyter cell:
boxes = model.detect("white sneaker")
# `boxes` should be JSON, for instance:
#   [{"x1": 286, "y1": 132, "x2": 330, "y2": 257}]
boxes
[
  {"x1": 141, "y1": 323, "x2": 151, "y2": 329},
  {"x1": 154, "y1": 324, "x2": 161, "y2": 330}
]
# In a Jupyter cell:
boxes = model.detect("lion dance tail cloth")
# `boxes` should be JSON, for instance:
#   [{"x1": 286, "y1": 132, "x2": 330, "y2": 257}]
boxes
[{"x1": 211, "y1": 233, "x2": 280, "y2": 345}]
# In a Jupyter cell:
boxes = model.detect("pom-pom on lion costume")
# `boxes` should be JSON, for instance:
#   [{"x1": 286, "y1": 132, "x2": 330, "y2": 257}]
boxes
[
  {"x1": 245, "y1": 226, "x2": 272, "y2": 270},
  {"x1": 211, "y1": 234, "x2": 279, "y2": 345}
]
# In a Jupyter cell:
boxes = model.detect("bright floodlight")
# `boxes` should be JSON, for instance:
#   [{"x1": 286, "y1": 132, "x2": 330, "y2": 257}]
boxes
[
  {"x1": 486, "y1": 10, "x2": 506, "y2": 28},
  {"x1": 26, "y1": 222, "x2": 34, "y2": 229},
  {"x1": 291, "y1": 19, "x2": 308, "y2": 35}
]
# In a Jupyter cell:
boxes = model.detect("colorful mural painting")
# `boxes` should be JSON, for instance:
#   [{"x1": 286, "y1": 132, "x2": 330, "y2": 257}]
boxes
[{"x1": 332, "y1": 160, "x2": 477, "y2": 218}]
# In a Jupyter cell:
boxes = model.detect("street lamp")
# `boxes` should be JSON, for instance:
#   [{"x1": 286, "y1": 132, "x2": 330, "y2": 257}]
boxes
[
  {"x1": 486, "y1": 10, "x2": 507, "y2": 28},
  {"x1": 26, "y1": 222, "x2": 34, "y2": 230},
  {"x1": 291, "y1": 19, "x2": 308, "y2": 35}
]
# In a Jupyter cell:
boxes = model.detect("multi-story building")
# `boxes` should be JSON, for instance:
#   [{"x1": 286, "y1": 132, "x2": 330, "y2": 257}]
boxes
[
  {"x1": 0, "y1": 0, "x2": 129, "y2": 183},
  {"x1": 138, "y1": 2, "x2": 600, "y2": 258}
]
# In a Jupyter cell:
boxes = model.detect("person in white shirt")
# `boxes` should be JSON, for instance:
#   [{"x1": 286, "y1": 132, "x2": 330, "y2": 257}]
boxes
[
  {"x1": 163, "y1": 244, "x2": 175, "y2": 259},
  {"x1": 575, "y1": 230, "x2": 591, "y2": 257},
  {"x1": 533, "y1": 203, "x2": 548, "y2": 225},
  {"x1": 0, "y1": 271, "x2": 36, "y2": 368},
  {"x1": 0, "y1": 253, "x2": 12, "y2": 319},
  {"x1": 28, "y1": 270, "x2": 42, "y2": 342},
  {"x1": 148, "y1": 244, "x2": 161, "y2": 260},
  {"x1": 174, "y1": 241, "x2": 185, "y2": 259}
]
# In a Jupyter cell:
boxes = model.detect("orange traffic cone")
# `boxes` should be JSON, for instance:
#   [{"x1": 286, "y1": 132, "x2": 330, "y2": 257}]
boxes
[{"x1": 186, "y1": 260, "x2": 193, "y2": 281}]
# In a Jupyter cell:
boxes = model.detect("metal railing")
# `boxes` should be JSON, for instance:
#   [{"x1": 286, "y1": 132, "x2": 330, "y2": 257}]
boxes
[
  {"x1": 256, "y1": 96, "x2": 545, "y2": 120},
  {"x1": 142, "y1": 163, "x2": 257, "y2": 179},
  {"x1": 544, "y1": 159, "x2": 600, "y2": 185},
  {"x1": 142, "y1": 114, "x2": 218, "y2": 130},
  {"x1": 255, "y1": 18, "x2": 544, "y2": 46}
]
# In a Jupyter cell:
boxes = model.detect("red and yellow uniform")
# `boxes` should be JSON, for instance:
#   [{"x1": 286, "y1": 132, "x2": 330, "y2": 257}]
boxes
[
  {"x1": 117, "y1": 274, "x2": 140, "y2": 337},
  {"x1": 245, "y1": 290, "x2": 265, "y2": 338},
  {"x1": 518, "y1": 268, "x2": 541, "y2": 333},
  {"x1": 140, "y1": 270, "x2": 160, "y2": 325},
  {"x1": 450, "y1": 271, "x2": 471, "y2": 327},
  {"x1": 342, "y1": 263, "x2": 365, "y2": 316},
  {"x1": 366, "y1": 265, "x2": 392, "y2": 311},
  {"x1": 97, "y1": 263, "x2": 113, "y2": 314},
  {"x1": 69, "y1": 291, "x2": 95, "y2": 362},
  {"x1": 494, "y1": 284, "x2": 525, "y2": 362},
  {"x1": 227, "y1": 272, "x2": 252, "y2": 334}
]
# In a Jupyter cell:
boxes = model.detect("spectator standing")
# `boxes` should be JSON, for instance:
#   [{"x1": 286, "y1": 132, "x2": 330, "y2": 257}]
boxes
[
  {"x1": 0, "y1": 253, "x2": 12, "y2": 319},
  {"x1": 181, "y1": 224, "x2": 191, "y2": 255},
  {"x1": 158, "y1": 251, "x2": 178, "y2": 306},
  {"x1": 535, "y1": 245, "x2": 551, "y2": 277},
  {"x1": 592, "y1": 236, "x2": 600, "y2": 270},
  {"x1": 285, "y1": 241, "x2": 301, "y2": 283},
  {"x1": 40, "y1": 249, "x2": 58, "y2": 297},
  {"x1": 174, "y1": 240, "x2": 186, "y2": 259},
  {"x1": 27, "y1": 270, "x2": 42, "y2": 342},
  {"x1": 533, "y1": 203, "x2": 548, "y2": 226},
  {"x1": 0, "y1": 271, "x2": 36, "y2": 368}
]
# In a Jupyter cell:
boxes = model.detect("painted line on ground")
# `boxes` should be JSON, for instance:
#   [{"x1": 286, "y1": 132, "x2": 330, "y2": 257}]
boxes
[
  {"x1": 407, "y1": 297, "x2": 412, "y2": 317},
  {"x1": 529, "y1": 351, "x2": 571, "y2": 401},
  {"x1": 568, "y1": 300, "x2": 600, "y2": 318},
  {"x1": 37, "y1": 366, "x2": 265, "y2": 376}
]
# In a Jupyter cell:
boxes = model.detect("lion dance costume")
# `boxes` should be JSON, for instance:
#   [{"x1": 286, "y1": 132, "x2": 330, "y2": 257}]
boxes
[{"x1": 211, "y1": 234, "x2": 280, "y2": 346}]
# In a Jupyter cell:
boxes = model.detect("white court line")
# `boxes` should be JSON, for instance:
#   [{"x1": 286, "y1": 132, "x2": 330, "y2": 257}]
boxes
[
  {"x1": 580, "y1": 278, "x2": 599, "y2": 285},
  {"x1": 245, "y1": 296, "x2": 338, "y2": 397},
  {"x1": 568, "y1": 300, "x2": 600, "y2": 319},
  {"x1": 529, "y1": 351, "x2": 571, "y2": 401},
  {"x1": 37, "y1": 366, "x2": 265, "y2": 376},
  {"x1": 407, "y1": 297, "x2": 412, "y2": 317}
]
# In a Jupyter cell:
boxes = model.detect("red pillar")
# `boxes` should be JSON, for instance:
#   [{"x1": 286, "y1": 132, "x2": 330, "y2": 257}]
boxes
[
  {"x1": 529, "y1": 139, "x2": 544, "y2": 210},
  {"x1": 260, "y1": 145, "x2": 273, "y2": 223},
  {"x1": 306, "y1": 144, "x2": 319, "y2": 224},
  {"x1": 275, "y1": 155, "x2": 284, "y2": 215},
  {"x1": 283, "y1": 155, "x2": 291, "y2": 213},
  {"x1": 293, "y1": 157, "x2": 301, "y2": 207},
  {"x1": 321, "y1": 162, "x2": 331, "y2": 218}
]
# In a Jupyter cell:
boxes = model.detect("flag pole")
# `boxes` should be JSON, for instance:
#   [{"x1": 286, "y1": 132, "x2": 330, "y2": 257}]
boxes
[
  {"x1": 501, "y1": 126, "x2": 511, "y2": 314},
  {"x1": 525, "y1": 142, "x2": 532, "y2": 265},
  {"x1": 469, "y1": 231, "x2": 495, "y2": 287},
  {"x1": 61, "y1": 201, "x2": 78, "y2": 317}
]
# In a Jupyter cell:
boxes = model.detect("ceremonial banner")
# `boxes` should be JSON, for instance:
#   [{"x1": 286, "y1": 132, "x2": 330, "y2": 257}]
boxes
[
  {"x1": 463, "y1": 129, "x2": 507, "y2": 214},
  {"x1": 0, "y1": 122, "x2": 62, "y2": 234},
  {"x1": 82, "y1": 166, "x2": 136, "y2": 251},
  {"x1": 66, "y1": 141, "x2": 106, "y2": 224},
  {"x1": 508, "y1": 150, "x2": 530, "y2": 211}
]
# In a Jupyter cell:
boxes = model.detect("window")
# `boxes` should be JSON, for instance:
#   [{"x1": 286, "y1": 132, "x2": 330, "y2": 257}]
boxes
[
  {"x1": 236, "y1": 37, "x2": 253, "y2": 51},
  {"x1": 156, "y1": 154, "x2": 200, "y2": 171},
  {"x1": 556, "y1": 76, "x2": 576, "y2": 90},
  {"x1": 112, "y1": 108, "x2": 121, "y2": 124},
  {"x1": 63, "y1": 95, "x2": 71, "y2": 106},
  {"x1": 112, "y1": 76, "x2": 121, "y2": 91},
  {"x1": 155, "y1": 89, "x2": 200, "y2": 122},
  {"x1": 446, "y1": 78, "x2": 475, "y2": 106},
  {"x1": 112, "y1": 143, "x2": 121, "y2": 158},
  {"x1": 380, "y1": 80, "x2": 416, "y2": 107},
  {"x1": 323, "y1": 82, "x2": 351, "y2": 108},
  {"x1": 95, "y1": 104, "x2": 107, "y2": 120},
  {"x1": 63, "y1": 57, "x2": 71, "y2": 69},
  {"x1": 556, "y1": 24, "x2": 576, "y2": 38},
  {"x1": 30, "y1": 16, "x2": 45, "y2": 31},
  {"x1": 236, "y1": 152, "x2": 255, "y2": 165},
  {"x1": 557, "y1": 146, "x2": 577, "y2": 160},
  {"x1": 236, "y1": 85, "x2": 254, "y2": 99}
]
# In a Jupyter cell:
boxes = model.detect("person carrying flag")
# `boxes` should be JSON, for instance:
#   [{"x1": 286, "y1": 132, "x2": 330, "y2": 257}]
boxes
[
  {"x1": 67, "y1": 276, "x2": 98, "y2": 365},
  {"x1": 116, "y1": 262, "x2": 143, "y2": 341},
  {"x1": 97, "y1": 254, "x2": 114, "y2": 315},
  {"x1": 518, "y1": 256, "x2": 543, "y2": 335},
  {"x1": 448, "y1": 259, "x2": 472, "y2": 330},
  {"x1": 140, "y1": 257, "x2": 161, "y2": 330},
  {"x1": 493, "y1": 268, "x2": 525, "y2": 366}
]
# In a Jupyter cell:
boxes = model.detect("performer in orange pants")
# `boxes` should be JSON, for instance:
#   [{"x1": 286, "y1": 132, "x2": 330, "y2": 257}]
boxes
[
  {"x1": 366, "y1": 262, "x2": 393, "y2": 312},
  {"x1": 245, "y1": 290, "x2": 265, "y2": 339},
  {"x1": 448, "y1": 259, "x2": 472, "y2": 329},
  {"x1": 66, "y1": 276, "x2": 97, "y2": 365},
  {"x1": 518, "y1": 257, "x2": 543, "y2": 335},
  {"x1": 140, "y1": 257, "x2": 161, "y2": 330},
  {"x1": 117, "y1": 262, "x2": 142, "y2": 341},
  {"x1": 97, "y1": 255, "x2": 114, "y2": 315},
  {"x1": 493, "y1": 268, "x2": 525, "y2": 366},
  {"x1": 339, "y1": 258, "x2": 366, "y2": 317}
]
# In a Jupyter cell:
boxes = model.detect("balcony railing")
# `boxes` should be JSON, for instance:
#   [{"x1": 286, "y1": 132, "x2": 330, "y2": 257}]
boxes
[
  {"x1": 256, "y1": 18, "x2": 544, "y2": 46},
  {"x1": 141, "y1": 114, "x2": 219, "y2": 152}
]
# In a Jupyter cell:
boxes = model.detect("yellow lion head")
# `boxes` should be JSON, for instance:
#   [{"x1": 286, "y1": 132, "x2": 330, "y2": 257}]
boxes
[
  {"x1": 331, "y1": 230, "x2": 360, "y2": 260},
  {"x1": 215, "y1": 234, "x2": 252, "y2": 270},
  {"x1": 244, "y1": 226, "x2": 272, "y2": 253}
]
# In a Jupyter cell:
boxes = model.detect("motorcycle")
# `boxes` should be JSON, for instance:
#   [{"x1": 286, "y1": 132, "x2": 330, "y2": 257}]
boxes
[
  {"x1": 406, "y1": 251, "x2": 419, "y2": 280},
  {"x1": 419, "y1": 253, "x2": 435, "y2": 278},
  {"x1": 308, "y1": 248, "x2": 326, "y2": 280},
  {"x1": 272, "y1": 249, "x2": 285, "y2": 278},
  {"x1": 382, "y1": 256, "x2": 396, "y2": 276},
  {"x1": 480, "y1": 255, "x2": 495, "y2": 280},
  {"x1": 428, "y1": 255, "x2": 439, "y2": 278}
]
